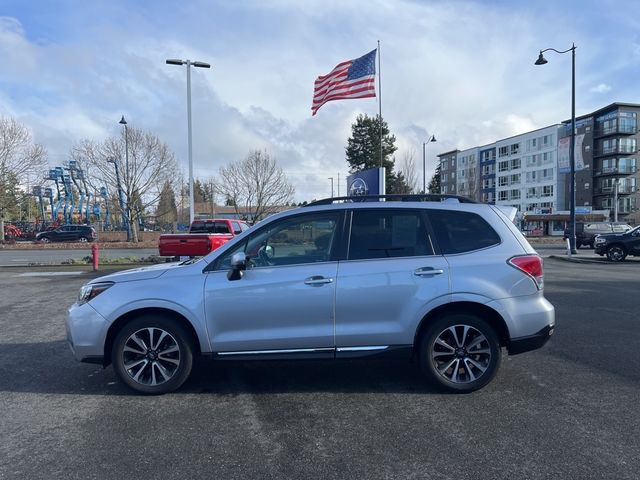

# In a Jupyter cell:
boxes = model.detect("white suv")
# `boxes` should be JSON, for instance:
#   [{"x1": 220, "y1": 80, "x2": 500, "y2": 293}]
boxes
[{"x1": 67, "y1": 195, "x2": 555, "y2": 394}]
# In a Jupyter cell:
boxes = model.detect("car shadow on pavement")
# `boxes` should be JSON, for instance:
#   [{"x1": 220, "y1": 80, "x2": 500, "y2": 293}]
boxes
[{"x1": 0, "y1": 340, "x2": 446, "y2": 396}]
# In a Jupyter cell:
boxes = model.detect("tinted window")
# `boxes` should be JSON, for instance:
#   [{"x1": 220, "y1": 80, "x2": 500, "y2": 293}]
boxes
[
  {"x1": 428, "y1": 210, "x2": 500, "y2": 254},
  {"x1": 215, "y1": 213, "x2": 340, "y2": 270},
  {"x1": 191, "y1": 221, "x2": 230, "y2": 234},
  {"x1": 348, "y1": 210, "x2": 433, "y2": 260}
]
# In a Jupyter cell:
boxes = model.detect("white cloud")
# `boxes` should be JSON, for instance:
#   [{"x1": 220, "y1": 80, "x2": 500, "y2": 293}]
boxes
[{"x1": 590, "y1": 83, "x2": 612, "y2": 93}]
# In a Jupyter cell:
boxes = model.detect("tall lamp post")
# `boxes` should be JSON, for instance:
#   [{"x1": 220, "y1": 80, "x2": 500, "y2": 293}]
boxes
[
  {"x1": 422, "y1": 134, "x2": 437, "y2": 193},
  {"x1": 166, "y1": 58, "x2": 211, "y2": 224},
  {"x1": 535, "y1": 43, "x2": 577, "y2": 254},
  {"x1": 119, "y1": 116, "x2": 131, "y2": 240},
  {"x1": 328, "y1": 177, "x2": 334, "y2": 197}
]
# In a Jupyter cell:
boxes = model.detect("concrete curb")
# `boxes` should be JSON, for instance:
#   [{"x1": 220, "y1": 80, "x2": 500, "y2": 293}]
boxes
[{"x1": 548, "y1": 254, "x2": 639, "y2": 265}]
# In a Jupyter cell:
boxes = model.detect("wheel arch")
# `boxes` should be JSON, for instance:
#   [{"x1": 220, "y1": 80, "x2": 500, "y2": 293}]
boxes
[
  {"x1": 103, "y1": 307, "x2": 201, "y2": 367},
  {"x1": 413, "y1": 301, "x2": 510, "y2": 353}
]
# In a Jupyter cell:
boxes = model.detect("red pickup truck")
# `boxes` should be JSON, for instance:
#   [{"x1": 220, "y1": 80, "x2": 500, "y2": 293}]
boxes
[{"x1": 158, "y1": 219, "x2": 250, "y2": 257}]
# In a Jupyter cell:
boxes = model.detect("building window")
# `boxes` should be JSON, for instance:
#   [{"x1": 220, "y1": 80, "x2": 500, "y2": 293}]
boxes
[
  {"x1": 510, "y1": 174, "x2": 521, "y2": 185},
  {"x1": 510, "y1": 158, "x2": 521, "y2": 170},
  {"x1": 542, "y1": 185, "x2": 553, "y2": 197},
  {"x1": 498, "y1": 176, "x2": 508, "y2": 187},
  {"x1": 510, "y1": 189, "x2": 521, "y2": 200},
  {"x1": 510, "y1": 143, "x2": 520, "y2": 155},
  {"x1": 498, "y1": 191, "x2": 508, "y2": 201},
  {"x1": 498, "y1": 146, "x2": 509, "y2": 157},
  {"x1": 498, "y1": 160, "x2": 509, "y2": 172}
]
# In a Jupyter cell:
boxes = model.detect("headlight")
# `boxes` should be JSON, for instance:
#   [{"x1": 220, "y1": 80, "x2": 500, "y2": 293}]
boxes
[
  {"x1": 78, "y1": 282, "x2": 114, "y2": 305},
  {"x1": 595, "y1": 237, "x2": 606, "y2": 244}
]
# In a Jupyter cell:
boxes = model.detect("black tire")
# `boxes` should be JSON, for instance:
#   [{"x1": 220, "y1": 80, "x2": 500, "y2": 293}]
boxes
[
  {"x1": 418, "y1": 314, "x2": 501, "y2": 393},
  {"x1": 606, "y1": 245, "x2": 627, "y2": 262},
  {"x1": 39, "y1": 236, "x2": 50, "y2": 243},
  {"x1": 112, "y1": 314, "x2": 194, "y2": 395},
  {"x1": 78, "y1": 236, "x2": 89, "y2": 243}
]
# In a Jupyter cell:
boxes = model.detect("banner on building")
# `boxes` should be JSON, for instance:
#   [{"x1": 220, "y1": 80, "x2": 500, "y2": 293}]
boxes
[{"x1": 558, "y1": 134, "x2": 585, "y2": 174}]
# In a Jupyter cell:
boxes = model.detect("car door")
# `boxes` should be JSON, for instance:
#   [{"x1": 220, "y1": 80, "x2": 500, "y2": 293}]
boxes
[
  {"x1": 56, "y1": 226, "x2": 73, "y2": 241},
  {"x1": 334, "y1": 208, "x2": 450, "y2": 352},
  {"x1": 629, "y1": 228, "x2": 640, "y2": 255},
  {"x1": 203, "y1": 211, "x2": 343, "y2": 355}
]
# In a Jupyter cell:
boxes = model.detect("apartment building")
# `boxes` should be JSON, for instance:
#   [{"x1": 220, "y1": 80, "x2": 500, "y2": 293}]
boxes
[{"x1": 437, "y1": 102, "x2": 640, "y2": 230}]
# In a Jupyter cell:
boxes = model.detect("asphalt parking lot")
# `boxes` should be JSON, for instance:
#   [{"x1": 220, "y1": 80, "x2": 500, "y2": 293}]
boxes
[{"x1": 1, "y1": 259, "x2": 639, "y2": 480}]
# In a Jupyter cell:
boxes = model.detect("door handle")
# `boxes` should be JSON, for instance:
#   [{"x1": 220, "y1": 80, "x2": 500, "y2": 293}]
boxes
[
  {"x1": 414, "y1": 267, "x2": 445, "y2": 277},
  {"x1": 304, "y1": 276, "x2": 334, "y2": 285}
]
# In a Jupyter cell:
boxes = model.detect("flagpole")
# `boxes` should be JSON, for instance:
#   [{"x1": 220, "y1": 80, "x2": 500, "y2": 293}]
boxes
[{"x1": 378, "y1": 40, "x2": 383, "y2": 169}]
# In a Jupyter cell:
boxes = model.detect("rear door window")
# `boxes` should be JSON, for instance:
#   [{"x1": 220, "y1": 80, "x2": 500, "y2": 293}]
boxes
[
  {"x1": 427, "y1": 210, "x2": 501, "y2": 254},
  {"x1": 348, "y1": 209, "x2": 433, "y2": 260}
]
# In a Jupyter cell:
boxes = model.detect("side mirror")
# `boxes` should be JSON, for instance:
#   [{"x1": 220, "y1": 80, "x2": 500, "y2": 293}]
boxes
[{"x1": 227, "y1": 252, "x2": 247, "y2": 281}]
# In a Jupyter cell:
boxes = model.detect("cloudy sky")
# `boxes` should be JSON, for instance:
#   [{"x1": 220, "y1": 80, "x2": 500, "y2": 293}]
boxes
[{"x1": 1, "y1": 0, "x2": 639, "y2": 201}]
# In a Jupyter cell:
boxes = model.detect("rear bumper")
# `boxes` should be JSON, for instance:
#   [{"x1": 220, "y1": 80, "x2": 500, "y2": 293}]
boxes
[{"x1": 508, "y1": 324, "x2": 554, "y2": 355}]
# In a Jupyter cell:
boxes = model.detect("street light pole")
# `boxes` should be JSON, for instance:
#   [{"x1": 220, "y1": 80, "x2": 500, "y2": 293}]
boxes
[
  {"x1": 119, "y1": 116, "x2": 131, "y2": 241},
  {"x1": 422, "y1": 134, "x2": 436, "y2": 193},
  {"x1": 535, "y1": 44, "x2": 577, "y2": 254},
  {"x1": 166, "y1": 58, "x2": 211, "y2": 224},
  {"x1": 328, "y1": 177, "x2": 334, "y2": 197}
]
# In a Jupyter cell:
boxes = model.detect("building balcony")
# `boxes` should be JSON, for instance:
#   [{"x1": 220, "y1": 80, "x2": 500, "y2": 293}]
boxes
[
  {"x1": 597, "y1": 204, "x2": 636, "y2": 214},
  {"x1": 593, "y1": 145, "x2": 637, "y2": 157},
  {"x1": 593, "y1": 185, "x2": 637, "y2": 196},
  {"x1": 594, "y1": 125, "x2": 636, "y2": 138},
  {"x1": 594, "y1": 166, "x2": 637, "y2": 176}
]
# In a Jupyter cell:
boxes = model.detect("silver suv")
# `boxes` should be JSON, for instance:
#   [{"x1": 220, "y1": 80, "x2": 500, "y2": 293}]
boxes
[{"x1": 67, "y1": 195, "x2": 555, "y2": 394}]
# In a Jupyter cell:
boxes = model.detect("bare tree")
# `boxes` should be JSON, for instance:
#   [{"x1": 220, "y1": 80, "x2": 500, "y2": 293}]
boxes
[
  {"x1": 71, "y1": 126, "x2": 179, "y2": 241},
  {"x1": 0, "y1": 116, "x2": 47, "y2": 240},
  {"x1": 398, "y1": 149, "x2": 419, "y2": 193},
  {"x1": 217, "y1": 150, "x2": 295, "y2": 222}
]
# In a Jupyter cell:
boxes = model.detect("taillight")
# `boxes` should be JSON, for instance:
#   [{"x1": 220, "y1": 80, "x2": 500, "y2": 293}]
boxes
[{"x1": 508, "y1": 255, "x2": 544, "y2": 290}]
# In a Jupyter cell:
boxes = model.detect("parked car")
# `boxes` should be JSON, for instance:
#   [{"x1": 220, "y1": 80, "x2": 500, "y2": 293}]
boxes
[
  {"x1": 563, "y1": 221, "x2": 632, "y2": 248},
  {"x1": 158, "y1": 219, "x2": 250, "y2": 257},
  {"x1": 36, "y1": 225, "x2": 96, "y2": 243},
  {"x1": 67, "y1": 195, "x2": 555, "y2": 395},
  {"x1": 594, "y1": 225, "x2": 640, "y2": 261}
]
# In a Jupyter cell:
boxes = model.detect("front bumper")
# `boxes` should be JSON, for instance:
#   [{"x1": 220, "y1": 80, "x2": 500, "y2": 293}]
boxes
[
  {"x1": 508, "y1": 324, "x2": 554, "y2": 355},
  {"x1": 594, "y1": 244, "x2": 607, "y2": 255},
  {"x1": 66, "y1": 302, "x2": 109, "y2": 364}
]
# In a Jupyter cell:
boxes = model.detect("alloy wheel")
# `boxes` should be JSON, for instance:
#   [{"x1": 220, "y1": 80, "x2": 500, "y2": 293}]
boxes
[
  {"x1": 121, "y1": 327, "x2": 181, "y2": 386},
  {"x1": 607, "y1": 245, "x2": 626, "y2": 262},
  {"x1": 431, "y1": 324, "x2": 492, "y2": 384}
]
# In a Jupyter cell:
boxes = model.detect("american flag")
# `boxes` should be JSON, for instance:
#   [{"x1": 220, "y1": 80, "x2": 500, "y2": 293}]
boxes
[{"x1": 312, "y1": 49, "x2": 377, "y2": 116}]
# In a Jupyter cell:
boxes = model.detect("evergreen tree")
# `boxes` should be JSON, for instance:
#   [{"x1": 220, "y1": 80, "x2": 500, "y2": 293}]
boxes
[
  {"x1": 427, "y1": 162, "x2": 442, "y2": 194},
  {"x1": 193, "y1": 179, "x2": 207, "y2": 203},
  {"x1": 345, "y1": 114, "x2": 408, "y2": 193},
  {"x1": 155, "y1": 181, "x2": 177, "y2": 223}
]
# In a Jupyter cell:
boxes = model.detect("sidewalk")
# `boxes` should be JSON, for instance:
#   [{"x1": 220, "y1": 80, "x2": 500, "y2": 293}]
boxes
[{"x1": 547, "y1": 248, "x2": 640, "y2": 264}]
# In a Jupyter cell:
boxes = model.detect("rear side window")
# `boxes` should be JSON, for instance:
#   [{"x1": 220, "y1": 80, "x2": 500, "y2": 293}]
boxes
[
  {"x1": 191, "y1": 222, "x2": 231, "y2": 234},
  {"x1": 348, "y1": 210, "x2": 433, "y2": 260},
  {"x1": 231, "y1": 222, "x2": 242, "y2": 234},
  {"x1": 428, "y1": 210, "x2": 501, "y2": 254}
]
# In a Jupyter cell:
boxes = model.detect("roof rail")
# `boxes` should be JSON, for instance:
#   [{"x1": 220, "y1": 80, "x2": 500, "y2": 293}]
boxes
[{"x1": 305, "y1": 194, "x2": 477, "y2": 207}]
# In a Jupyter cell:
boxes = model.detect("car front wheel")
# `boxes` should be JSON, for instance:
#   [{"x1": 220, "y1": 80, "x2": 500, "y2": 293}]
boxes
[
  {"x1": 606, "y1": 245, "x2": 627, "y2": 262},
  {"x1": 419, "y1": 314, "x2": 501, "y2": 393},
  {"x1": 112, "y1": 315, "x2": 194, "y2": 394}
]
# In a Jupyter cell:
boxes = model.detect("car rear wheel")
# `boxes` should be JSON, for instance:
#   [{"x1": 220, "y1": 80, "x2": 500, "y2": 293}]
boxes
[
  {"x1": 112, "y1": 315, "x2": 194, "y2": 395},
  {"x1": 419, "y1": 314, "x2": 501, "y2": 393},
  {"x1": 78, "y1": 236, "x2": 89, "y2": 242},
  {"x1": 39, "y1": 236, "x2": 50, "y2": 243},
  {"x1": 606, "y1": 245, "x2": 627, "y2": 262}
]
